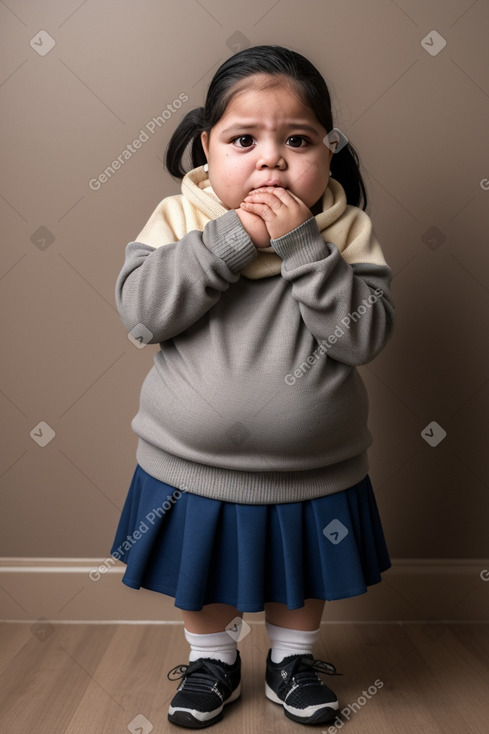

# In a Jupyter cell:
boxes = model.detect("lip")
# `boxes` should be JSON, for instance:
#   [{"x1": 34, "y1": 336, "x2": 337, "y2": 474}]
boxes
[{"x1": 252, "y1": 181, "x2": 287, "y2": 190}]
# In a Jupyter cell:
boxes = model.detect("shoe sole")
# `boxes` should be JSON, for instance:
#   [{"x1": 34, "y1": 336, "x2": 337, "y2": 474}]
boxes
[
  {"x1": 265, "y1": 681, "x2": 338, "y2": 725},
  {"x1": 168, "y1": 681, "x2": 241, "y2": 729}
]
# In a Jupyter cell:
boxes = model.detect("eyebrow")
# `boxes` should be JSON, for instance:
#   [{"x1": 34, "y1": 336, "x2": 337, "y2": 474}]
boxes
[{"x1": 221, "y1": 122, "x2": 321, "y2": 135}]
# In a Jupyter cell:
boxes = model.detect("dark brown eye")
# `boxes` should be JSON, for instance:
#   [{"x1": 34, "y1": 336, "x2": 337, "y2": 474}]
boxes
[
  {"x1": 233, "y1": 135, "x2": 254, "y2": 148},
  {"x1": 287, "y1": 136, "x2": 306, "y2": 148}
]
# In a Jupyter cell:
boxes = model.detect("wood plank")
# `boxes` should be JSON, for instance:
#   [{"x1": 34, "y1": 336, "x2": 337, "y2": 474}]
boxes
[
  {"x1": 1, "y1": 622, "x2": 489, "y2": 733},
  {"x1": 402, "y1": 623, "x2": 489, "y2": 733},
  {"x1": 0, "y1": 622, "x2": 32, "y2": 670},
  {"x1": 64, "y1": 624, "x2": 180, "y2": 733},
  {"x1": 0, "y1": 623, "x2": 117, "y2": 733}
]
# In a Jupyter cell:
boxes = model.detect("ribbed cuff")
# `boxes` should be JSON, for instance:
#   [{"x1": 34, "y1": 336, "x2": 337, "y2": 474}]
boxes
[
  {"x1": 205, "y1": 209, "x2": 258, "y2": 273},
  {"x1": 271, "y1": 217, "x2": 334, "y2": 270}
]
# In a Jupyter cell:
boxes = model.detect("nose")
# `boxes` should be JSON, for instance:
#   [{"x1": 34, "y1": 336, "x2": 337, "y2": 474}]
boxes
[{"x1": 256, "y1": 141, "x2": 286, "y2": 169}]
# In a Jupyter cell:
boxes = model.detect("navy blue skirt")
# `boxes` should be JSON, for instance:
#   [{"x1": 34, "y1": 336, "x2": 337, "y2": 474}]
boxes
[{"x1": 110, "y1": 465, "x2": 391, "y2": 612}]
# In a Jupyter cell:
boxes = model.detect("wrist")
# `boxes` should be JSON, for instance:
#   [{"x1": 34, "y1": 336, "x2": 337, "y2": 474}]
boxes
[{"x1": 271, "y1": 217, "x2": 332, "y2": 268}]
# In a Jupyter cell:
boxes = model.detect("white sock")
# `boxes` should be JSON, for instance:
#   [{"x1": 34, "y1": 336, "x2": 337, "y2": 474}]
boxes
[
  {"x1": 184, "y1": 628, "x2": 238, "y2": 665},
  {"x1": 265, "y1": 621, "x2": 320, "y2": 663}
]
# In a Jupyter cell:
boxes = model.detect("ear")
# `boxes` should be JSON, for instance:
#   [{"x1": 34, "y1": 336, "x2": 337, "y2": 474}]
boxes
[{"x1": 201, "y1": 130, "x2": 209, "y2": 159}]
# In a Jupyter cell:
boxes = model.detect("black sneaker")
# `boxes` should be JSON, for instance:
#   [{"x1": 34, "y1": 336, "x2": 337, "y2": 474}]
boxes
[
  {"x1": 265, "y1": 649, "x2": 341, "y2": 725},
  {"x1": 167, "y1": 651, "x2": 241, "y2": 728}
]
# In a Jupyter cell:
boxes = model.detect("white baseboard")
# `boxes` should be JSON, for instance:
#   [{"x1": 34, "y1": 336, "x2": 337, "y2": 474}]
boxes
[{"x1": 1, "y1": 558, "x2": 488, "y2": 623}]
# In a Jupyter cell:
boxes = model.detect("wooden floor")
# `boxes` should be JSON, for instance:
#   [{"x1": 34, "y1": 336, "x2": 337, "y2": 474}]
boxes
[{"x1": 0, "y1": 622, "x2": 488, "y2": 733}]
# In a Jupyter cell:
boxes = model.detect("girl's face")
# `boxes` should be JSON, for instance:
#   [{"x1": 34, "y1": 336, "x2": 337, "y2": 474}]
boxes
[{"x1": 201, "y1": 75, "x2": 333, "y2": 213}]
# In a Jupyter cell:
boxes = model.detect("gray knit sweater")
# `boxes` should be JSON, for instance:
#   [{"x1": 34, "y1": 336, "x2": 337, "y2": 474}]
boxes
[{"x1": 116, "y1": 208, "x2": 394, "y2": 504}]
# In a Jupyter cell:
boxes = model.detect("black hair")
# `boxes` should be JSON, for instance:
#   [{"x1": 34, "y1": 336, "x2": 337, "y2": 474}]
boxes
[{"x1": 165, "y1": 44, "x2": 367, "y2": 210}]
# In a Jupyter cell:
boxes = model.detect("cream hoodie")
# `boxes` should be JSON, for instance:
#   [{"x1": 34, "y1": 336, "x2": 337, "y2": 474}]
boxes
[{"x1": 135, "y1": 165, "x2": 388, "y2": 278}]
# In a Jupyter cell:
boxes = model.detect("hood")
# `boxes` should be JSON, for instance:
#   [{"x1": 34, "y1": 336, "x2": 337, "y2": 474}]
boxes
[
  {"x1": 135, "y1": 166, "x2": 387, "y2": 280},
  {"x1": 181, "y1": 165, "x2": 349, "y2": 279}
]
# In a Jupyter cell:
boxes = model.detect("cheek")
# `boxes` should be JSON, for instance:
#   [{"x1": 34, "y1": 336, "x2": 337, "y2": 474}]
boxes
[
  {"x1": 210, "y1": 178, "x2": 242, "y2": 209},
  {"x1": 300, "y1": 175, "x2": 329, "y2": 207}
]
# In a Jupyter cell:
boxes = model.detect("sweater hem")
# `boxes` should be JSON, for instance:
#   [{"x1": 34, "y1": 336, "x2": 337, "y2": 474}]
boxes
[{"x1": 135, "y1": 438, "x2": 369, "y2": 504}]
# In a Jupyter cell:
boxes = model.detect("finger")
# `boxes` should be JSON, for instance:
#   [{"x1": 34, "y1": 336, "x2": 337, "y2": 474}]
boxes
[
  {"x1": 284, "y1": 189, "x2": 304, "y2": 204},
  {"x1": 245, "y1": 188, "x2": 299, "y2": 211},
  {"x1": 238, "y1": 203, "x2": 266, "y2": 219},
  {"x1": 244, "y1": 190, "x2": 286, "y2": 210},
  {"x1": 240, "y1": 201, "x2": 275, "y2": 220},
  {"x1": 245, "y1": 186, "x2": 288, "y2": 198},
  {"x1": 244, "y1": 191, "x2": 280, "y2": 201},
  {"x1": 240, "y1": 201, "x2": 271, "y2": 213}
]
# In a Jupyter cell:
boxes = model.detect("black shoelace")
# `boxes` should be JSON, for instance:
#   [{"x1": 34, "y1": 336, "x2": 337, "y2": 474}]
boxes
[
  {"x1": 167, "y1": 659, "x2": 233, "y2": 696},
  {"x1": 285, "y1": 657, "x2": 342, "y2": 689}
]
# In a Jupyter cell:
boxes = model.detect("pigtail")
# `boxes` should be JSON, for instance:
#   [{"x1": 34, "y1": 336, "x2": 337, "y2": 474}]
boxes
[
  {"x1": 164, "y1": 45, "x2": 369, "y2": 210},
  {"x1": 165, "y1": 107, "x2": 207, "y2": 179},
  {"x1": 330, "y1": 140, "x2": 368, "y2": 211}
]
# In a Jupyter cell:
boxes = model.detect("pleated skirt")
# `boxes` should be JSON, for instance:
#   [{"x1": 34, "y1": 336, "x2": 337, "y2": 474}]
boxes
[{"x1": 110, "y1": 464, "x2": 391, "y2": 612}]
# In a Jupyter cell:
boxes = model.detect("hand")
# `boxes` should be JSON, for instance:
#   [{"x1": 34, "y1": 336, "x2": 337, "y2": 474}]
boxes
[
  {"x1": 240, "y1": 187, "x2": 312, "y2": 240},
  {"x1": 235, "y1": 206, "x2": 271, "y2": 249}
]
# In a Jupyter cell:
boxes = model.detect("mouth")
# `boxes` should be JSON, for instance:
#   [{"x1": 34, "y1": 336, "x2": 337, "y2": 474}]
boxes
[{"x1": 252, "y1": 184, "x2": 287, "y2": 191}]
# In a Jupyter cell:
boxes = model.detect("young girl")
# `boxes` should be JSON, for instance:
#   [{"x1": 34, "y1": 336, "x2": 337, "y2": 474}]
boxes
[{"x1": 111, "y1": 44, "x2": 394, "y2": 729}]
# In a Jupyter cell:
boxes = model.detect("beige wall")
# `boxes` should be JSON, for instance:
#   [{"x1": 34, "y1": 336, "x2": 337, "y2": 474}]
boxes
[{"x1": 1, "y1": 0, "x2": 488, "y2": 584}]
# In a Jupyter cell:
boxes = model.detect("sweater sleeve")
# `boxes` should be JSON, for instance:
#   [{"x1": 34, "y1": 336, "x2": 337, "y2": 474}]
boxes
[
  {"x1": 115, "y1": 209, "x2": 257, "y2": 344},
  {"x1": 270, "y1": 216, "x2": 395, "y2": 366}
]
